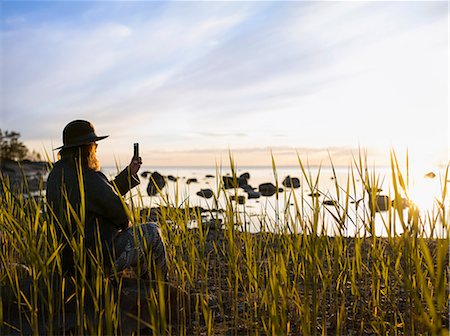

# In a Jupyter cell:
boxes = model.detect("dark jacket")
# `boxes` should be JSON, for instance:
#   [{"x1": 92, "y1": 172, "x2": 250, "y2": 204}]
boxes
[{"x1": 46, "y1": 159, "x2": 139, "y2": 274}]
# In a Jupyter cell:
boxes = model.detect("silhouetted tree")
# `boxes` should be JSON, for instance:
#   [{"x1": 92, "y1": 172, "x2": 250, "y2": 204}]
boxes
[{"x1": 0, "y1": 130, "x2": 29, "y2": 161}]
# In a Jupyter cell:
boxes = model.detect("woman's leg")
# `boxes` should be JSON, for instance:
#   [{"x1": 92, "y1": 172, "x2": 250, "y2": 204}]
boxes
[{"x1": 113, "y1": 223, "x2": 167, "y2": 280}]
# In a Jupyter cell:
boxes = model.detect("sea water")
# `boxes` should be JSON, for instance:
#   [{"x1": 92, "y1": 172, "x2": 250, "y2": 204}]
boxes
[{"x1": 102, "y1": 165, "x2": 447, "y2": 237}]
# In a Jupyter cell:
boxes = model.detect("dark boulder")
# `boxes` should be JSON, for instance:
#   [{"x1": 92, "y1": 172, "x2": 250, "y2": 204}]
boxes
[
  {"x1": 222, "y1": 176, "x2": 236, "y2": 189},
  {"x1": 222, "y1": 173, "x2": 250, "y2": 189},
  {"x1": 258, "y1": 183, "x2": 277, "y2": 197},
  {"x1": 238, "y1": 173, "x2": 250, "y2": 188},
  {"x1": 282, "y1": 176, "x2": 300, "y2": 188},
  {"x1": 167, "y1": 175, "x2": 178, "y2": 182},
  {"x1": 141, "y1": 171, "x2": 151, "y2": 178},
  {"x1": 146, "y1": 171, "x2": 166, "y2": 196},
  {"x1": 230, "y1": 195, "x2": 246, "y2": 204},
  {"x1": 197, "y1": 189, "x2": 214, "y2": 199},
  {"x1": 355, "y1": 195, "x2": 391, "y2": 212},
  {"x1": 205, "y1": 174, "x2": 215, "y2": 178},
  {"x1": 246, "y1": 189, "x2": 260, "y2": 199},
  {"x1": 186, "y1": 178, "x2": 198, "y2": 184},
  {"x1": 323, "y1": 200, "x2": 338, "y2": 206},
  {"x1": 239, "y1": 172, "x2": 250, "y2": 181},
  {"x1": 241, "y1": 184, "x2": 256, "y2": 192},
  {"x1": 371, "y1": 195, "x2": 390, "y2": 212},
  {"x1": 241, "y1": 183, "x2": 258, "y2": 198}
]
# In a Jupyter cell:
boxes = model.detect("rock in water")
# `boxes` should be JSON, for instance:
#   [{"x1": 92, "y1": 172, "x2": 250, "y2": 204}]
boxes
[
  {"x1": 167, "y1": 175, "x2": 178, "y2": 182},
  {"x1": 230, "y1": 195, "x2": 246, "y2": 204},
  {"x1": 246, "y1": 189, "x2": 261, "y2": 199},
  {"x1": 241, "y1": 184, "x2": 255, "y2": 191},
  {"x1": 282, "y1": 176, "x2": 300, "y2": 188},
  {"x1": 238, "y1": 173, "x2": 250, "y2": 188},
  {"x1": 258, "y1": 182, "x2": 277, "y2": 196},
  {"x1": 222, "y1": 173, "x2": 250, "y2": 189},
  {"x1": 222, "y1": 176, "x2": 235, "y2": 189},
  {"x1": 147, "y1": 171, "x2": 166, "y2": 196},
  {"x1": 323, "y1": 200, "x2": 338, "y2": 206},
  {"x1": 373, "y1": 195, "x2": 390, "y2": 212},
  {"x1": 197, "y1": 189, "x2": 214, "y2": 199},
  {"x1": 186, "y1": 178, "x2": 198, "y2": 184},
  {"x1": 239, "y1": 172, "x2": 250, "y2": 181}
]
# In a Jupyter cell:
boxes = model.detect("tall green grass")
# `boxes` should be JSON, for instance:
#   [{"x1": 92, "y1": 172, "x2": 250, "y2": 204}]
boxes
[{"x1": 0, "y1": 152, "x2": 448, "y2": 335}]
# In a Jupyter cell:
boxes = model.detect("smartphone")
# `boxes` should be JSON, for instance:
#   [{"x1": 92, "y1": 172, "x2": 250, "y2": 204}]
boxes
[{"x1": 133, "y1": 143, "x2": 139, "y2": 158}]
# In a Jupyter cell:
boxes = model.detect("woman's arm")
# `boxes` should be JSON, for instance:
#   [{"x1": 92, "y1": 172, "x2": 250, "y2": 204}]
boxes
[
  {"x1": 112, "y1": 157, "x2": 142, "y2": 195},
  {"x1": 88, "y1": 171, "x2": 131, "y2": 230}
]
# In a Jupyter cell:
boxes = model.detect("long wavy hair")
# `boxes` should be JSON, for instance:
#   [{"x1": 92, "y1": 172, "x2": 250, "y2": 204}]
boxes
[{"x1": 59, "y1": 143, "x2": 100, "y2": 171}]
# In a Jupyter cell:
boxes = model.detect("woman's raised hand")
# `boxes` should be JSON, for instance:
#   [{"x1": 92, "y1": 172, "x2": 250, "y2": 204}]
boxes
[{"x1": 129, "y1": 156, "x2": 142, "y2": 176}]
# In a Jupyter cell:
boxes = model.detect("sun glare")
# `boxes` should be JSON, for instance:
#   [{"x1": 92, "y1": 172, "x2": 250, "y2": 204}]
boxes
[{"x1": 407, "y1": 172, "x2": 441, "y2": 212}]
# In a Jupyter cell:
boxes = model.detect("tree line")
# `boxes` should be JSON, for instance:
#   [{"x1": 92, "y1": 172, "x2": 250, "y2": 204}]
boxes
[{"x1": 0, "y1": 129, "x2": 41, "y2": 162}]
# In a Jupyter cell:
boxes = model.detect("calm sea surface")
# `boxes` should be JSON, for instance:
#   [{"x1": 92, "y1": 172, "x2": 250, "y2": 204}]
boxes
[{"x1": 102, "y1": 165, "x2": 447, "y2": 237}]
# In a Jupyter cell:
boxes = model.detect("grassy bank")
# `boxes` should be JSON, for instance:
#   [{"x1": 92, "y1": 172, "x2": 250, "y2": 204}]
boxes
[{"x1": 1, "y1": 153, "x2": 449, "y2": 335}]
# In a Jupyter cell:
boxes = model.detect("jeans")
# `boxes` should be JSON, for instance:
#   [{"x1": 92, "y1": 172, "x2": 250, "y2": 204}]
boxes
[{"x1": 112, "y1": 223, "x2": 168, "y2": 280}]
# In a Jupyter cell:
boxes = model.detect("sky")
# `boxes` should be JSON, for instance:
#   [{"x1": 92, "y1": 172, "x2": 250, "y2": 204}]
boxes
[{"x1": 0, "y1": 0, "x2": 448, "y2": 168}]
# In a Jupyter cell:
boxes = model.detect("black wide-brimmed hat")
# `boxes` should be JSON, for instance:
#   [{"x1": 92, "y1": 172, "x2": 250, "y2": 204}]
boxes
[{"x1": 54, "y1": 120, "x2": 109, "y2": 150}]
